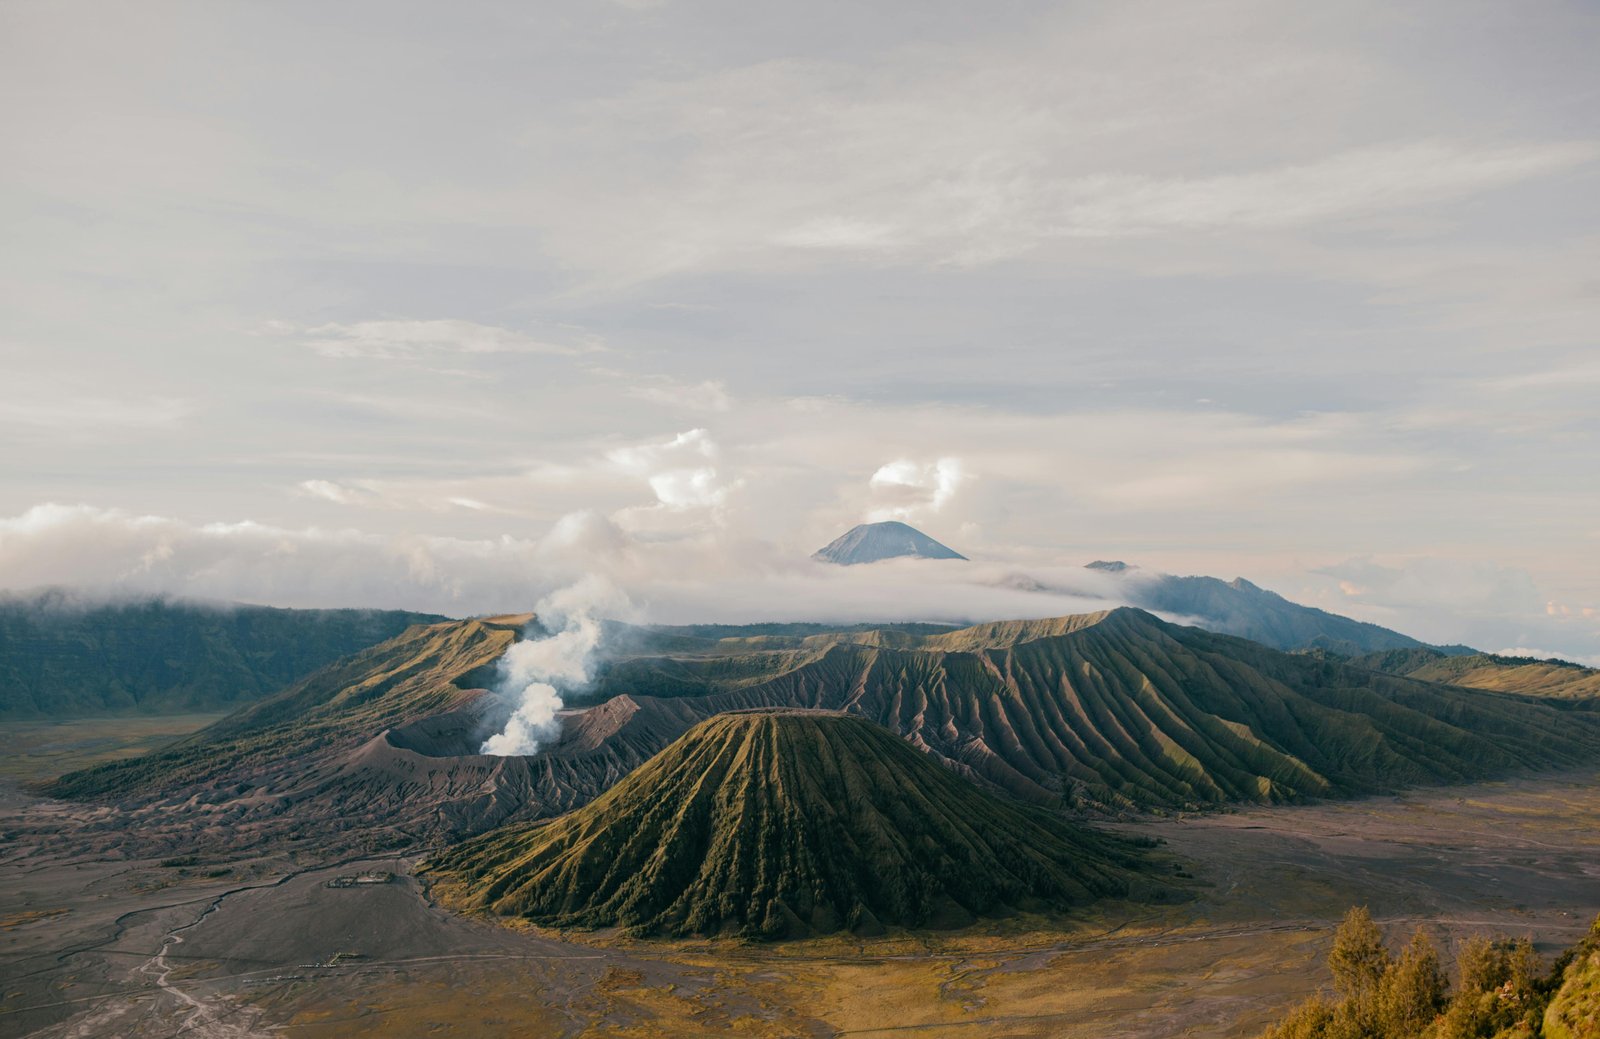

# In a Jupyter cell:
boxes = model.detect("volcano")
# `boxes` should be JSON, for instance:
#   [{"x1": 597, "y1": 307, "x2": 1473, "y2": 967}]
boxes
[
  {"x1": 812, "y1": 520, "x2": 967, "y2": 565},
  {"x1": 425, "y1": 709, "x2": 1156, "y2": 938},
  {"x1": 49, "y1": 608, "x2": 1600, "y2": 859}
]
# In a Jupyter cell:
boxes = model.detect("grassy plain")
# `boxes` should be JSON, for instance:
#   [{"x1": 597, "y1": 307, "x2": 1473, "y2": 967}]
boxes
[{"x1": 0, "y1": 713, "x2": 226, "y2": 786}]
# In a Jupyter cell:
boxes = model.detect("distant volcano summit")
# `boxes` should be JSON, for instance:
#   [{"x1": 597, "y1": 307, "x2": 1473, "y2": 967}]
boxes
[{"x1": 812, "y1": 520, "x2": 967, "y2": 565}]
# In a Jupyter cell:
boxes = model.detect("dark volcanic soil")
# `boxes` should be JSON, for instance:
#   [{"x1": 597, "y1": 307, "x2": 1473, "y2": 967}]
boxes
[{"x1": 4, "y1": 769, "x2": 1599, "y2": 1038}]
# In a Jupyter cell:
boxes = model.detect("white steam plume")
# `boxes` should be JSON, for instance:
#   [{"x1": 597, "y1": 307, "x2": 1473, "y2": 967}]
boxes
[{"x1": 479, "y1": 576, "x2": 631, "y2": 756}]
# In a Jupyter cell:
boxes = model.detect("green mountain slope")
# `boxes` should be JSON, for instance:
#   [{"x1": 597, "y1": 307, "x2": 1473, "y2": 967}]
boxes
[
  {"x1": 46, "y1": 614, "x2": 524, "y2": 800},
  {"x1": 426, "y1": 710, "x2": 1157, "y2": 938},
  {"x1": 585, "y1": 608, "x2": 1600, "y2": 811},
  {"x1": 0, "y1": 589, "x2": 444, "y2": 717},
  {"x1": 49, "y1": 609, "x2": 1600, "y2": 854},
  {"x1": 1352, "y1": 646, "x2": 1600, "y2": 700}
]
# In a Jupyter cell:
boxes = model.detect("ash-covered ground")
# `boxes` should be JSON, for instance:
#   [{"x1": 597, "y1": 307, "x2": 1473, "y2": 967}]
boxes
[{"x1": 3, "y1": 769, "x2": 1598, "y2": 1039}]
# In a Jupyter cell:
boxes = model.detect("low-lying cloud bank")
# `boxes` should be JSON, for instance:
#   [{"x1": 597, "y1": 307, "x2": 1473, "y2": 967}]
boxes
[
  {"x1": 2, "y1": 502, "x2": 1596, "y2": 666},
  {"x1": 0, "y1": 503, "x2": 1116, "y2": 624}
]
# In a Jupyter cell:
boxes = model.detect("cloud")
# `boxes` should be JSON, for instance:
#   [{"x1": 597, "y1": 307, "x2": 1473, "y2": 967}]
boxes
[
  {"x1": 606, "y1": 428, "x2": 736, "y2": 512},
  {"x1": 624, "y1": 377, "x2": 732, "y2": 412},
  {"x1": 1314, "y1": 557, "x2": 1543, "y2": 613},
  {"x1": 1094, "y1": 448, "x2": 1423, "y2": 509},
  {"x1": 535, "y1": 8, "x2": 1599, "y2": 282},
  {"x1": 606, "y1": 427, "x2": 717, "y2": 471},
  {"x1": 0, "y1": 501, "x2": 1122, "y2": 623},
  {"x1": 1051, "y1": 141, "x2": 1597, "y2": 238},
  {"x1": 867, "y1": 457, "x2": 965, "y2": 521},
  {"x1": 295, "y1": 478, "x2": 507, "y2": 514},
  {"x1": 251, "y1": 395, "x2": 1441, "y2": 568},
  {"x1": 1487, "y1": 359, "x2": 1600, "y2": 392},
  {"x1": 774, "y1": 218, "x2": 902, "y2": 251},
  {"x1": 0, "y1": 503, "x2": 538, "y2": 613},
  {"x1": 647, "y1": 468, "x2": 729, "y2": 510},
  {"x1": 755, "y1": 141, "x2": 1597, "y2": 265},
  {"x1": 287, "y1": 320, "x2": 591, "y2": 360},
  {"x1": 3, "y1": 1, "x2": 1598, "y2": 671},
  {"x1": 0, "y1": 395, "x2": 191, "y2": 433},
  {"x1": 4, "y1": 501, "x2": 1596, "y2": 668},
  {"x1": 297, "y1": 479, "x2": 374, "y2": 506},
  {"x1": 540, "y1": 510, "x2": 632, "y2": 558},
  {"x1": 1292, "y1": 555, "x2": 1599, "y2": 661}
]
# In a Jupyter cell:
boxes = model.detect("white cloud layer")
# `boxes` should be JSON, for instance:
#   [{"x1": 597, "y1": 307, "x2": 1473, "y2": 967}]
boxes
[
  {"x1": 4, "y1": 499, "x2": 1596, "y2": 668},
  {"x1": 0, "y1": 502, "x2": 1121, "y2": 624},
  {"x1": 1, "y1": 0, "x2": 1597, "y2": 662},
  {"x1": 624, "y1": 377, "x2": 732, "y2": 412},
  {"x1": 868, "y1": 457, "x2": 965, "y2": 522},
  {"x1": 606, "y1": 428, "x2": 736, "y2": 515},
  {"x1": 285, "y1": 320, "x2": 589, "y2": 360}
]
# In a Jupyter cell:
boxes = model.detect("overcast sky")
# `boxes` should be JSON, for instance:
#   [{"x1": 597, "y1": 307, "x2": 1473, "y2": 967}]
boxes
[{"x1": 2, "y1": 0, "x2": 1597, "y2": 661}]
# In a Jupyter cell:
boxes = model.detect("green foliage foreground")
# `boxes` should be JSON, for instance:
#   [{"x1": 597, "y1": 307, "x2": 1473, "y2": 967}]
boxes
[{"x1": 1260, "y1": 908, "x2": 1600, "y2": 1039}]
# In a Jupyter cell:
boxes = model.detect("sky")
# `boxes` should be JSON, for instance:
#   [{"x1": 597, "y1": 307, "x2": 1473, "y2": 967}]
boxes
[{"x1": 1, "y1": 0, "x2": 1598, "y2": 662}]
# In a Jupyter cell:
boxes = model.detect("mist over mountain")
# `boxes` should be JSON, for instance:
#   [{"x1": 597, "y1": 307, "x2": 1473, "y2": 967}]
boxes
[
  {"x1": 1098, "y1": 566, "x2": 1466, "y2": 657},
  {"x1": 998, "y1": 561, "x2": 1472, "y2": 656},
  {"x1": 805, "y1": 521, "x2": 1460, "y2": 656},
  {"x1": 0, "y1": 589, "x2": 444, "y2": 718}
]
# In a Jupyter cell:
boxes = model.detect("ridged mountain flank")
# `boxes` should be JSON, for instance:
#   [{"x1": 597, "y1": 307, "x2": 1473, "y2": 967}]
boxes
[
  {"x1": 425, "y1": 710, "x2": 1156, "y2": 939},
  {"x1": 46, "y1": 614, "x2": 527, "y2": 804},
  {"x1": 812, "y1": 521, "x2": 967, "y2": 565},
  {"x1": 580, "y1": 607, "x2": 1600, "y2": 811},
  {"x1": 50, "y1": 608, "x2": 1600, "y2": 856}
]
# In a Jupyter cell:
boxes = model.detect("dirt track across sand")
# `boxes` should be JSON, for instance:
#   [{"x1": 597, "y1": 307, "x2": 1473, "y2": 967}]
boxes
[{"x1": 3, "y1": 769, "x2": 1598, "y2": 1038}]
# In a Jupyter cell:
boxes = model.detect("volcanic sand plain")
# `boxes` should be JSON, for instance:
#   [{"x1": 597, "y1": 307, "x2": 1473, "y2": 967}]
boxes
[{"x1": 2, "y1": 768, "x2": 1598, "y2": 1039}]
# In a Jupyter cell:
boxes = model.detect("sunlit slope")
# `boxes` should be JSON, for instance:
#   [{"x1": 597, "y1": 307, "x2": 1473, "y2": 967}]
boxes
[
  {"x1": 1353, "y1": 647, "x2": 1600, "y2": 700},
  {"x1": 427, "y1": 710, "x2": 1156, "y2": 938},
  {"x1": 48, "y1": 608, "x2": 1600, "y2": 843},
  {"x1": 588, "y1": 608, "x2": 1600, "y2": 811},
  {"x1": 47, "y1": 615, "x2": 522, "y2": 799},
  {"x1": 1545, "y1": 915, "x2": 1600, "y2": 1039}
]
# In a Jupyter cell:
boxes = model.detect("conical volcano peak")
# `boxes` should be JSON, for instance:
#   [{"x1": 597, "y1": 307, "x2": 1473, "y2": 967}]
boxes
[
  {"x1": 426, "y1": 709, "x2": 1153, "y2": 938},
  {"x1": 812, "y1": 520, "x2": 967, "y2": 565}
]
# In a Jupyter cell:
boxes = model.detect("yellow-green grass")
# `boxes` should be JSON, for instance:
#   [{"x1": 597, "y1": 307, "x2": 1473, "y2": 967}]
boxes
[{"x1": 0, "y1": 713, "x2": 227, "y2": 785}]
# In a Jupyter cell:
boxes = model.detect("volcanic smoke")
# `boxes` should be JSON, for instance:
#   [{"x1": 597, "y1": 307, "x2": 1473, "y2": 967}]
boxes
[{"x1": 479, "y1": 577, "x2": 624, "y2": 756}]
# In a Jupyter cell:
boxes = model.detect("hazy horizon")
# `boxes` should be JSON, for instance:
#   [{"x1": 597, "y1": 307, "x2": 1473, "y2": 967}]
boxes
[{"x1": 3, "y1": 1, "x2": 1597, "y2": 663}]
